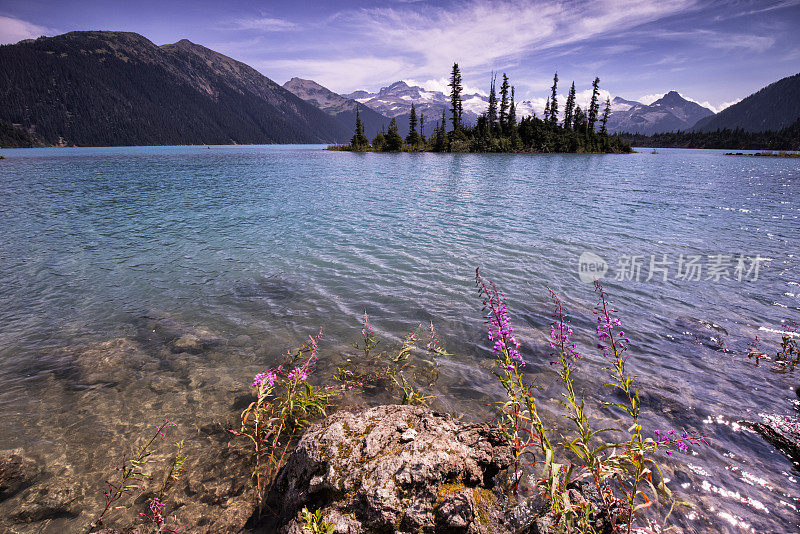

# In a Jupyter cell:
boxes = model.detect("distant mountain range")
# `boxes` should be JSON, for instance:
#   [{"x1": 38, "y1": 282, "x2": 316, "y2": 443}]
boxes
[
  {"x1": 0, "y1": 31, "x2": 351, "y2": 146},
  {"x1": 344, "y1": 81, "x2": 488, "y2": 126},
  {"x1": 605, "y1": 91, "x2": 714, "y2": 135},
  {"x1": 339, "y1": 82, "x2": 714, "y2": 135},
  {"x1": 1, "y1": 31, "x2": 797, "y2": 148},
  {"x1": 283, "y1": 77, "x2": 394, "y2": 138},
  {"x1": 692, "y1": 72, "x2": 800, "y2": 132}
]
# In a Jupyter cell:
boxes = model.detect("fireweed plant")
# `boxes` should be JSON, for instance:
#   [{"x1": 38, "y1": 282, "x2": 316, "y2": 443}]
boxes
[
  {"x1": 139, "y1": 497, "x2": 180, "y2": 534},
  {"x1": 157, "y1": 440, "x2": 186, "y2": 500},
  {"x1": 774, "y1": 320, "x2": 799, "y2": 370},
  {"x1": 232, "y1": 330, "x2": 330, "y2": 514},
  {"x1": 745, "y1": 320, "x2": 799, "y2": 372},
  {"x1": 355, "y1": 310, "x2": 380, "y2": 359},
  {"x1": 335, "y1": 312, "x2": 443, "y2": 407},
  {"x1": 593, "y1": 282, "x2": 709, "y2": 532},
  {"x1": 237, "y1": 317, "x2": 443, "y2": 517},
  {"x1": 87, "y1": 419, "x2": 178, "y2": 532},
  {"x1": 475, "y1": 269, "x2": 707, "y2": 533}
]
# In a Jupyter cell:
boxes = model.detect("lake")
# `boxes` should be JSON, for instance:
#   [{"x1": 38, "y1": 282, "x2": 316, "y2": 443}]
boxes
[{"x1": 0, "y1": 145, "x2": 798, "y2": 532}]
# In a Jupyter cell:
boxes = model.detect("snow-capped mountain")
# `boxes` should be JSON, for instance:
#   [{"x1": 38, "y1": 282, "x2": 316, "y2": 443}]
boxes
[
  {"x1": 283, "y1": 77, "x2": 394, "y2": 137},
  {"x1": 284, "y1": 77, "x2": 360, "y2": 115},
  {"x1": 515, "y1": 100, "x2": 538, "y2": 119},
  {"x1": 610, "y1": 96, "x2": 641, "y2": 112},
  {"x1": 650, "y1": 91, "x2": 714, "y2": 126},
  {"x1": 343, "y1": 81, "x2": 488, "y2": 125},
  {"x1": 331, "y1": 80, "x2": 715, "y2": 136},
  {"x1": 606, "y1": 92, "x2": 714, "y2": 134}
]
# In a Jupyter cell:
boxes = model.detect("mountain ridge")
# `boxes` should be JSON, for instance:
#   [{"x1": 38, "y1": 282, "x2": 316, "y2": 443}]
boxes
[
  {"x1": 343, "y1": 81, "x2": 487, "y2": 126},
  {"x1": 606, "y1": 91, "x2": 714, "y2": 135},
  {"x1": 0, "y1": 31, "x2": 352, "y2": 146},
  {"x1": 283, "y1": 77, "x2": 394, "y2": 137},
  {"x1": 692, "y1": 72, "x2": 800, "y2": 132}
]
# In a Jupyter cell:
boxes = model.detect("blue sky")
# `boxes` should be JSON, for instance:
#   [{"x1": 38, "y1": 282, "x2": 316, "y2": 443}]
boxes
[{"x1": 1, "y1": 0, "x2": 799, "y2": 111}]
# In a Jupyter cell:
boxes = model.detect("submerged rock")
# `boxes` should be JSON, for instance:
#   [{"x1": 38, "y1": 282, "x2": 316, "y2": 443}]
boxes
[
  {"x1": 171, "y1": 333, "x2": 205, "y2": 354},
  {"x1": 135, "y1": 316, "x2": 222, "y2": 354},
  {"x1": 675, "y1": 316, "x2": 728, "y2": 351},
  {"x1": 0, "y1": 451, "x2": 80, "y2": 526},
  {"x1": 0, "y1": 449, "x2": 40, "y2": 502},
  {"x1": 271, "y1": 404, "x2": 514, "y2": 533},
  {"x1": 749, "y1": 413, "x2": 800, "y2": 463},
  {"x1": 11, "y1": 483, "x2": 79, "y2": 523},
  {"x1": 67, "y1": 337, "x2": 156, "y2": 385}
]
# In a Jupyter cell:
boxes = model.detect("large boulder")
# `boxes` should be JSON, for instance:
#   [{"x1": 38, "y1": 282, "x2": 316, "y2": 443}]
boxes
[{"x1": 271, "y1": 405, "x2": 515, "y2": 534}]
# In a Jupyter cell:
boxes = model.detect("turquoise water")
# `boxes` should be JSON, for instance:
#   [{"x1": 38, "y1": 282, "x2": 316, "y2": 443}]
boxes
[{"x1": 0, "y1": 145, "x2": 798, "y2": 532}]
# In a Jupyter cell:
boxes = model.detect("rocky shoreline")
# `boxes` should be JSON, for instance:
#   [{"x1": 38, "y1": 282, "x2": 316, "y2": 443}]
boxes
[
  {"x1": 3, "y1": 398, "x2": 799, "y2": 533},
  {"x1": 0, "y1": 403, "x2": 614, "y2": 534}
]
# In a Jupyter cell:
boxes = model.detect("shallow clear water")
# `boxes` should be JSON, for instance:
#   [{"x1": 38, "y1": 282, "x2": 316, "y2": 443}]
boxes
[{"x1": 0, "y1": 145, "x2": 798, "y2": 532}]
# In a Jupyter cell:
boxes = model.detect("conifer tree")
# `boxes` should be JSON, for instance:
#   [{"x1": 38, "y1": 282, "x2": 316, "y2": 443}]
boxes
[
  {"x1": 448, "y1": 63, "x2": 463, "y2": 131},
  {"x1": 544, "y1": 97, "x2": 551, "y2": 123},
  {"x1": 433, "y1": 118, "x2": 448, "y2": 151},
  {"x1": 406, "y1": 103, "x2": 419, "y2": 145},
  {"x1": 350, "y1": 107, "x2": 369, "y2": 149},
  {"x1": 600, "y1": 97, "x2": 611, "y2": 134},
  {"x1": 420, "y1": 112, "x2": 425, "y2": 140},
  {"x1": 563, "y1": 82, "x2": 576, "y2": 130},
  {"x1": 549, "y1": 72, "x2": 559, "y2": 125},
  {"x1": 573, "y1": 105, "x2": 586, "y2": 132},
  {"x1": 487, "y1": 73, "x2": 497, "y2": 134},
  {"x1": 588, "y1": 77, "x2": 601, "y2": 132},
  {"x1": 476, "y1": 113, "x2": 488, "y2": 138},
  {"x1": 372, "y1": 130, "x2": 386, "y2": 151},
  {"x1": 508, "y1": 87, "x2": 516, "y2": 130},
  {"x1": 384, "y1": 117, "x2": 403, "y2": 151},
  {"x1": 499, "y1": 73, "x2": 510, "y2": 133}
]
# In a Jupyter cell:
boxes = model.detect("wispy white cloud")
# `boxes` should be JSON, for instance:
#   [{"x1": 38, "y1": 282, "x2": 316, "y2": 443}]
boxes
[
  {"x1": 347, "y1": 0, "x2": 696, "y2": 79},
  {"x1": 0, "y1": 16, "x2": 54, "y2": 44},
  {"x1": 638, "y1": 93, "x2": 663, "y2": 105},
  {"x1": 227, "y1": 17, "x2": 298, "y2": 31},
  {"x1": 599, "y1": 44, "x2": 639, "y2": 55},
  {"x1": 679, "y1": 94, "x2": 740, "y2": 113},
  {"x1": 230, "y1": 0, "x2": 782, "y2": 107},
  {"x1": 647, "y1": 29, "x2": 775, "y2": 52},
  {"x1": 266, "y1": 0, "x2": 697, "y2": 92},
  {"x1": 712, "y1": 0, "x2": 800, "y2": 21}
]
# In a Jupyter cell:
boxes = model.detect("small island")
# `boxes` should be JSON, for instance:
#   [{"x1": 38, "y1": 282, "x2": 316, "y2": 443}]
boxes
[{"x1": 330, "y1": 63, "x2": 632, "y2": 154}]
